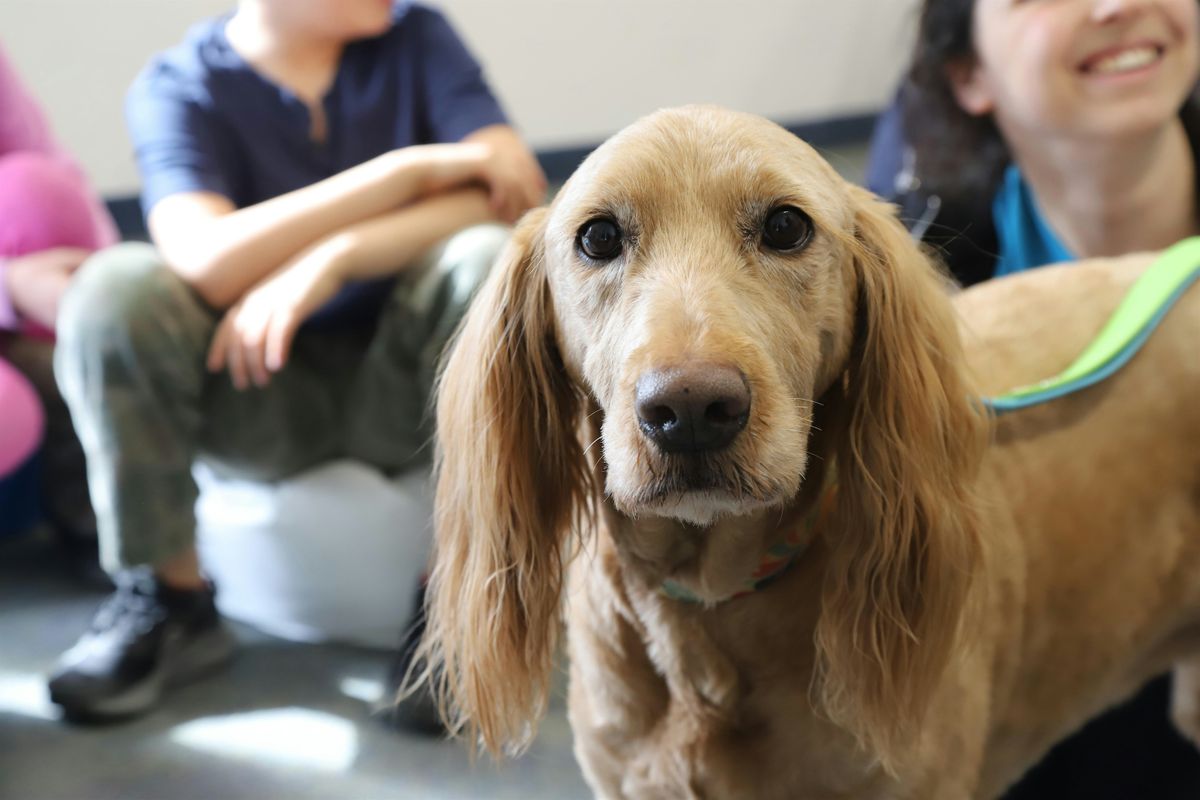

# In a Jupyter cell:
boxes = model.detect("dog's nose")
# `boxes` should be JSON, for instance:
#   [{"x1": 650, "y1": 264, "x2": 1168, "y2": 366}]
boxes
[{"x1": 635, "y1": 364, "x2": 750, "y2": 453}]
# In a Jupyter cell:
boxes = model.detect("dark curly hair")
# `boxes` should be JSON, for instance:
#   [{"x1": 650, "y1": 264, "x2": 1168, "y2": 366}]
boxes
[
  {"x1": 903, "y1": 0, "x2": 1007, "y2": 202},
  {"x1": 904, "y1": 0, "x2": 1200, "y2": 202}
]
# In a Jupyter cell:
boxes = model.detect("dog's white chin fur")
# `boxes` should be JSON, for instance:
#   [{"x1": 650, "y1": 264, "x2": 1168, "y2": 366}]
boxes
[{"x1": 633, "y1": 491, "x2": 780, "y2": 527}]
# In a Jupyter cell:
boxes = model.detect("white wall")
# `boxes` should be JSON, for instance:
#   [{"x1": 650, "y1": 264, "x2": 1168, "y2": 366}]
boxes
[
  {"x1": 0, "y1": 0, "x2": 920, "y2": 196},
  {"x1": 442, "y1": 0, "x2": 921, "y2": 149}
]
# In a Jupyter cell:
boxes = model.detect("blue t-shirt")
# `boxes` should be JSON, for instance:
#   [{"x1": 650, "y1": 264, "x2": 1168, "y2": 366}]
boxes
[
  {"x1": 991, "y1": 164, "x2": 1075, "y2": 277},
  {"x1": 126, "y1": 1, "x2": 508, "y2": 327}
]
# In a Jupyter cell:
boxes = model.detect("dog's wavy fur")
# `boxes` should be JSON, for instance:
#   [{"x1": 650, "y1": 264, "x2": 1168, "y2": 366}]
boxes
[
  {"x1": 816, "y1": 189, "x2": 986, "y2": 767},
  {"x1": 414, "y1": 107, "x2": 1200, "y2": 798},
  {"x1": 422, "y1": 207, "x2": 595, "y2": 751}
]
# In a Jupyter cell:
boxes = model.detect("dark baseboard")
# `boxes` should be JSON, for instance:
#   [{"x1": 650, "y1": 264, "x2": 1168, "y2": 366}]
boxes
[
  {"x1": 105, "y1": 111, "x2": 879, "y2": 240},
  {"x1": 105, "y1": 197, "x2": 147, "y2": 242},
  {"x1": 783, "y1": 112, "x2": 878, "y2": 149}
]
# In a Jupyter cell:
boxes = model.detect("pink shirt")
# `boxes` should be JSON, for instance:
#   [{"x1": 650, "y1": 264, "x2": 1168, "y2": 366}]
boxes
[{"x1": 0, "y1": 43, "x2": 118, "y2": 332}]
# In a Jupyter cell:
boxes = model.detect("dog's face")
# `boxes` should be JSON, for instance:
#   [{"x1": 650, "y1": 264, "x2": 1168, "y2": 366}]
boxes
[{"x1": 539, "y1": 108, "x2": 859, "y2": 525}]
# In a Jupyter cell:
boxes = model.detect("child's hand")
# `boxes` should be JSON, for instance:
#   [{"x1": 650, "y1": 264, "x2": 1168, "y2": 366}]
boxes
[
  {"x1": 206, "y1": 242, "x2": 347, "y2": 389},
  {"x1": 3, "y1": 247, "x2": 93, "y2": 329},
  {"x1": 466, "y1": 127, "x2": 547, "y2": 224},
  {"x1": 411, "y1": 129, "x2": 547, "y2": 224}
]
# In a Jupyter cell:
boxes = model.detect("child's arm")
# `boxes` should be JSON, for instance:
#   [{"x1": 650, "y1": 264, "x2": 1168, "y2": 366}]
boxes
[
  {"x1": 206, "y1": 187, "x2": 497, "y2": 389},
  {"x1": 149, "y1": 142, "x2": 505, "y2": 310},
  {"x1": 308, "y1": 187, "x2": 496, "y2": 282}
]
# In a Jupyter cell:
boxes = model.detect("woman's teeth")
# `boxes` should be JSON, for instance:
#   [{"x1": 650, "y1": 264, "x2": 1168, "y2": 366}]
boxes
[{"x1": 1090, "y1": 46, "x2": 1161, "y2": 75}]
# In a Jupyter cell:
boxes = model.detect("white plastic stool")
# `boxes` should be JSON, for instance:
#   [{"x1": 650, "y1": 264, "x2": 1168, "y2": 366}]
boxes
[{"x1": 194, "y1": 460, "x2": 431, "y2": 649}]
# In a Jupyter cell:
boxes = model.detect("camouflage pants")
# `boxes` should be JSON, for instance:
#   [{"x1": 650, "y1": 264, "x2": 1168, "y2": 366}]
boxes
[{"x1": 54, "y1": 225, "x2": 508, "y2": 574}]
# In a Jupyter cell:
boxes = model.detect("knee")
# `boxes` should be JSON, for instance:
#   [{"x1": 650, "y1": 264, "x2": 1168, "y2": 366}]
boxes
[
  {"x1": 0, "y1": 153, "x2": 97, "y2": 253},
  {"x1": 57, "y1": 243, "x2": 191, "y2": 356}
]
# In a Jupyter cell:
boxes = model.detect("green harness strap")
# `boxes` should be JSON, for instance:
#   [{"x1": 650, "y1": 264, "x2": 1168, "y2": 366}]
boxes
[{"x1": 984, "y1": 237, "x2": 1200, "y2": 414}]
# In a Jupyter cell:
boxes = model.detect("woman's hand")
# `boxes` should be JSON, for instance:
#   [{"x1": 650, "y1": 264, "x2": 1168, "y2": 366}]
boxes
[
  {"x1": 3, "y1": 247, "x2": 93, "y2": 329},
  {"x1": 206, "y1": 240, "x2": 348, "y2": 389}
]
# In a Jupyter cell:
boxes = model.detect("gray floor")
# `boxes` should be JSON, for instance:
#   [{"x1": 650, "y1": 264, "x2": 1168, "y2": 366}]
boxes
[{"x1": 0, "y1": 530, "x2": 590, "y2": 800}]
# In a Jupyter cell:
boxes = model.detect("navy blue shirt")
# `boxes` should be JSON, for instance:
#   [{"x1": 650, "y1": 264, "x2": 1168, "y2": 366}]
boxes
[{"x1": 126, "y1": 2, "x2": 508, "y2": 327}]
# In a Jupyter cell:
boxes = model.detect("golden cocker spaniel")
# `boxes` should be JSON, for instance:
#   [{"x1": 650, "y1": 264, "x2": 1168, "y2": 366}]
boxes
[{"x1": 416, "y1": 106, "x2": 1200, "y2": 799}]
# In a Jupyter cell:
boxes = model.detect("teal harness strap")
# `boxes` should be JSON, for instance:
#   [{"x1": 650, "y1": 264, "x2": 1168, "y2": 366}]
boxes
[{"x1": 984, "y1": 237, "x2": 1200, "y2": 415}]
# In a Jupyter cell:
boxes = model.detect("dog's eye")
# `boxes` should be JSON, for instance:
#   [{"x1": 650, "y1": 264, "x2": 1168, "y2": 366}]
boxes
[
  {"x1": 577, "y1": 218, "x2": 623, "y2": 261},
  {"x1": 761, "y1": 206, "x2": 813, "y2": 252}
]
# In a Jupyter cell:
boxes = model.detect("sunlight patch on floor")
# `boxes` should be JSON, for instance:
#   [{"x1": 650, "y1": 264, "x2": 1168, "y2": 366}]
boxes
[
  {"x1": 0, "y1": 670, "x2": 57, "y2": 721},
  {"x1": 338, "y1": 675, "x2": 385, "y2": 705},
  {"x1": 170, "y1": 707, "x2": 359, "y2": 772}
]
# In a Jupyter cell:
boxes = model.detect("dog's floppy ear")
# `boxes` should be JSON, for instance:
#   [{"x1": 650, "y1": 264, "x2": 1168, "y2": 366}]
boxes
[
  {"x1": 815, "y1": 187, "x2": 986, "y2": 771},
  {"x1": 415, "y1": 207, "x2": 589, "y2": 756}
]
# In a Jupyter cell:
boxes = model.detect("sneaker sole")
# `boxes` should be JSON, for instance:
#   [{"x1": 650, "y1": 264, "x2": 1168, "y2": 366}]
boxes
[{"x1": 53, "y1": 625, "x2": 237, "y2": 720}]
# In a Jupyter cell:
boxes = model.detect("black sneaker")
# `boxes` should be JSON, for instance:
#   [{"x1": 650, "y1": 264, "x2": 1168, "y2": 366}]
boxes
[
  {"x1": 47, "y1": 568, "x2": 235, "y2": 721},
  {"x1": 376, "y1": 582, "x2": 446, "y2": 736}
]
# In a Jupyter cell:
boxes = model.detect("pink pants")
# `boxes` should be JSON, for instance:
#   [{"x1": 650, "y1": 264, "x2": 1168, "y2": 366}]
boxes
[
  {"x1": 0, "y1": 357, "x2": 42, "y2": 476},
  {"x1": 0, "y1": 151, "x2": 108, "y2": 477}
]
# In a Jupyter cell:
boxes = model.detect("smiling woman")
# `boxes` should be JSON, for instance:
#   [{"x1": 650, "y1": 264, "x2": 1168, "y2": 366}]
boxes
[{"x1": 876, "y1": 0, "x2": 1200, "y2": 286}]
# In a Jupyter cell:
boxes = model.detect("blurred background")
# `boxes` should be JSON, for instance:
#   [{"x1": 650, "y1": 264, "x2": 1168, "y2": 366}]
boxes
[{"x1": 3, "y1": 2, "x2": 1199, "y2": 799}]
